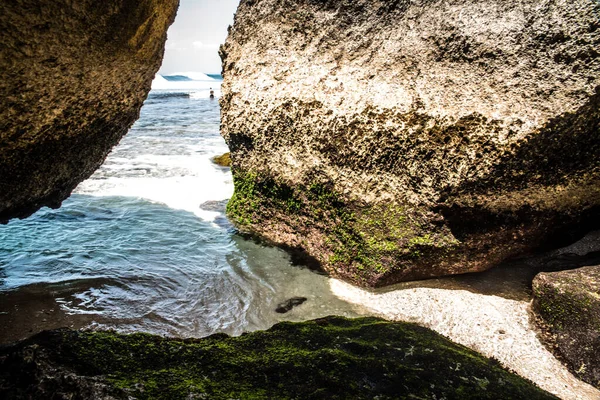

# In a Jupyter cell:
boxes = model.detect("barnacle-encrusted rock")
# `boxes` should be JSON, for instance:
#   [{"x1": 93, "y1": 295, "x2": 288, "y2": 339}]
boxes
[
  {"x1": 220, "y1": 0, "x2": 600, "y2": 286},
  {"x1": 0, "y1": 0, "x2": 179, "y2": 222},
  {"x1": 532, "y1": 265, "x2": 600, "y2": 389}
]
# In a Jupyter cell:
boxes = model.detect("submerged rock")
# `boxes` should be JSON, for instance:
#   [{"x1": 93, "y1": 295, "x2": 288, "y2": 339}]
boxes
[
  {"x1": 532, "y1": 265, "x2": 600, "y2": 389},
  {"x1": 275, "y1": 296, "x2": 307, "y2": 313},
  {"x1": 199, "y1": 199, "x2": 229, "y2": 213},
  {"x1": 220, "y1": 0, "x2": 600, "y2": 286},
  {"x1": 0, "y1": 0, "x2": 179, "y2": 222},
  {"x1": 0, "y1": 317, "x2": 557, "y2": 399}
]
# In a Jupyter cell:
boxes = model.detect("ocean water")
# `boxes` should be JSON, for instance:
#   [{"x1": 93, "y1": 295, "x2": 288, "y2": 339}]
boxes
[
  {"x1": 3, "y1": 73, "x2": 597, "y2": 346},
  {"x1": 0, "y1": 74, "x2": 365, "y2": 344}
]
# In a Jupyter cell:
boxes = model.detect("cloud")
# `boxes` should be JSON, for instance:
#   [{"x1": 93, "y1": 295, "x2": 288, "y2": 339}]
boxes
[
  {"x1": 165, "y1": 41, "x2": 188, "y2": 51},
  {"x1": 192, "y1": 41, "x2": 220, "y2": 50}
]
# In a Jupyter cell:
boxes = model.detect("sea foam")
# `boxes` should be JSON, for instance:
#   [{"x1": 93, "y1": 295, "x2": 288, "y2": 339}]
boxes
[
  {"x1": 75, "y1": 76, "x2": 230, "y2": 222},
  {"x1": 76, "y1": 155, "x2": 233, "y2": 222},
  {"x1": 151, "y1": 73, "x2": 220, "y2": 94}
]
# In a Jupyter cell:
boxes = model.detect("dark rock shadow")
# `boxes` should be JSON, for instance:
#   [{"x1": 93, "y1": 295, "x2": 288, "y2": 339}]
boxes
[
  {"x1": 375, "y1": 243, "x2": 600, "y2": 301},
  {"x1": 437, "y1": 87, "x2": 600, "y2": 260}
]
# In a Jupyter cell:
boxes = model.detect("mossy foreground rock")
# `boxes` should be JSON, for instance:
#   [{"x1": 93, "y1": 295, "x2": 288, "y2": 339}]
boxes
[
  {"x1": 0, "y1": 0, "x2": 179, "y2": 222},
  {"x1": 220, "y1": 0, "x2": 600, "y2": 286},
  {"x1": 532, "y1": 266, "x2": 600, "y2": 389},
  {"x1": 0, "y1": 317, "x2": 556, "y2": 399}
]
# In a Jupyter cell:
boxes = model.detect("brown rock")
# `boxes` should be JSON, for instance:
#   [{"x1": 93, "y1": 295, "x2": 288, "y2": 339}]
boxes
[
  {"x1": 220, "y1": 0, "x2": 600, "y2": 286},
  {"x1": 0, "y1": 0, "x2": 179, "y2": 222},
  {"x1": 212, "y1": 152, "x2": 232, "y2": 167},
  {"x1": 532, "y1": 265, "x2": 600, "y2": 389}
]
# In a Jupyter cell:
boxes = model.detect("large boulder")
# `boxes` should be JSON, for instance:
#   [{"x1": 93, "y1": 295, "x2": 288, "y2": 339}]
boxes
[
  {"x1": 0, "y1": 317, "x2": 557, "y2": 399},
  {"x1": 220, "y1": 0, "x2": 600, "y2": 287},
  {"x1": 532, "y1": 265, "x2": 600, "y2": 389},
  {"x1": 0, "y1": 0, "x2": 179, "y2": 222}
]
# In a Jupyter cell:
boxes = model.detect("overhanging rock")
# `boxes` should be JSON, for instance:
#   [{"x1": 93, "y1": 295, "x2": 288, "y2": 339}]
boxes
[{"x1": 221, "y1": 0, "x2": 600, "y2": 287}]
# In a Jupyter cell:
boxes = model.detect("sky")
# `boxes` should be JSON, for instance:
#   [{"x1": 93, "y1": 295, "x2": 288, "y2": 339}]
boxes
[{"x1": 159, "y1": 0, "x2": 240, "y2": 75}]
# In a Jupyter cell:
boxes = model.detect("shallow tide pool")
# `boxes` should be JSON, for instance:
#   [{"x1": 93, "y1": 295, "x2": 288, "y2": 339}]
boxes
[{"x1": 0, "y1": 79, "x2": 366, "y2": 344}]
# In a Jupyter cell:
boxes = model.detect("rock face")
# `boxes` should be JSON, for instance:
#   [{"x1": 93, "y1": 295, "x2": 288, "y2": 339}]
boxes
[
  {"x1": 0, "y1": 0, "x2": 179, "y2": 222},
  {"x1": 532, "y1": 266, "x2": 600, "y2": 389},
  {"x1": 220, "y1": 0, "x2": 600, "y2": 286},
  {"x1": 0, "y1": 317, "x2": 557, "y2": 399}
]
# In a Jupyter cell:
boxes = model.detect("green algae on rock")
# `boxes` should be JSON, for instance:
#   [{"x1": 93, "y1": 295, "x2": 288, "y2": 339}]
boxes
[
  {"x1": 0, "y1": 317, "x2": 558, "y2": 399},
  {"x1": 212, "y1": 152, "x2": 232, "y2": 167},
  {"x1": 227, "y1": 171, "x2": 460, "y2": 286},
  {"x1": 532, "y1": 265, "x2": 600, "y2": 389},
  {"x1": 0, "y1": 0, "x2": 179, "y2": 223},
  {"x1": 220, "y1": 0, "x2": 600, "y2": 286}
]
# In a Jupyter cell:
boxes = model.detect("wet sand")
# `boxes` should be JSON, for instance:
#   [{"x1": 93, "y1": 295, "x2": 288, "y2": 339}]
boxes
[
  {"x1": 331, "y1": 281, "x2": 599, "y2": 400},
  {"x1": 0, "y1": 281, "x2": 100, "y2": 345},
  {"x1": 331, "y1": 231, "x2": 600, "y2": 400}
]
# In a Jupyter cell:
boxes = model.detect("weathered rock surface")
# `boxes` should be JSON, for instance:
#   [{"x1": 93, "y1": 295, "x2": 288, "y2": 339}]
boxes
[
  {"x1": 0, "y1": 317, "x2": 557, "y2": 399},
  {"x1": 220, "y1": 0, "x2": 600, "y2": 286},
  {"x1": 532, "y1": 265, "x2": 600, "y2": 389},
  {"x1": 0, "y1": 0, "x2": 179, "y2": 222}
]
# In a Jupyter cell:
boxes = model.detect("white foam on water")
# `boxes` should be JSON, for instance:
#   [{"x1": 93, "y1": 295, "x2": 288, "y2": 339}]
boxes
[
  {"x1": 76, "y1": 154, "x2": 233, "y2": 222},
  {"x1": 151, "y1": 73, "x2": 221, "y2": 92},
  {"x1": 150, "y1": 80, "x2": 217, "y2": 91},
  {"x1": 74, "y1": 75, "x2": 232, "y2": 223},
  {"x1": 168, "y1": 71, "x2": 216, "y2": 81},
  {"x1": 189, "y1": 90, "x2": 222, "y2": 100}
]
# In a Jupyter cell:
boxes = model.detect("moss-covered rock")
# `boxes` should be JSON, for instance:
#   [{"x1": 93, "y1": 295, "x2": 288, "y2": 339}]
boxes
[
  {"x1": 220, "y1": 0, "x2": 600, "y2": 286},
  {"x1": 0, "y1": 0, "x2": 179, "y2": 222},
  {"x1": 0, "y1": 317, "x2": 557, "y2": 399},
  {"x1": 227, "y1": 171, "x2": 460, "y2": 286},
  {"x1": 532, "y1": 266, "x2": 600, "y2": 389},
  {"x1": 212, "y1": 152, "x2": 232, "y2": 167}
]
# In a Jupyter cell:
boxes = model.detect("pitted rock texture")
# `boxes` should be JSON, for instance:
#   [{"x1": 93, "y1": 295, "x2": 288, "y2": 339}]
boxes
[
  {"x1": 220, "y1": 0, "x2": 600, "y2": 287},
  {"x1": 0, "y1": 0, "x2": 179, "y2": 222},
  {"x1": 532, "y1": 265, "x2": 600, "y2": 389}
]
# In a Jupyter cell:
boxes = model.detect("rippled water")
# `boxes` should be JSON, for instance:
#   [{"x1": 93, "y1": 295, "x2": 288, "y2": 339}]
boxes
[
  {"x1": 0, "y1": 80, "x2": 365, "y2": 344},
  {"x1": 3, "y1": 78, "x2": 598, "y2": 346}
]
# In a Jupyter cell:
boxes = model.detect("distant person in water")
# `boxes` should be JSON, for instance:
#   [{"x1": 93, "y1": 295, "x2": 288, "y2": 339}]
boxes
[{"x1": 209, "y1": 88, "x2": 215, "y2": 99}]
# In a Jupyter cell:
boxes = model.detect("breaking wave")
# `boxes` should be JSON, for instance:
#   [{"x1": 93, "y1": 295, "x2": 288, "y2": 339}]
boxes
[{"x1": 150, "y1": 72, "x2": 222, "y2": 98}]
